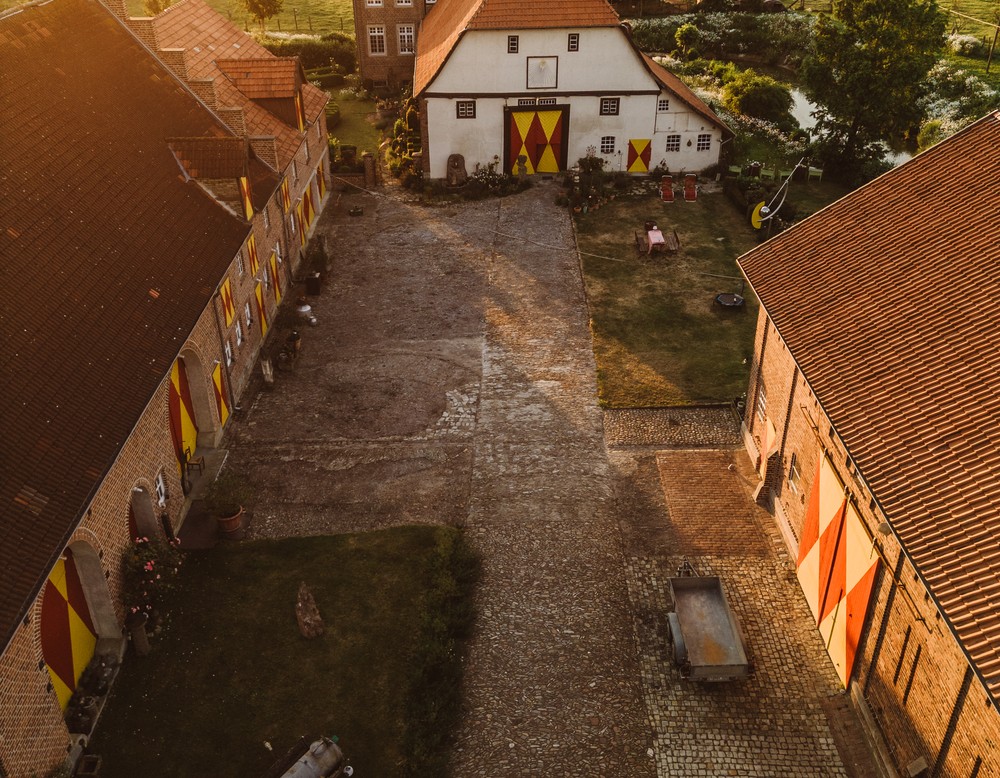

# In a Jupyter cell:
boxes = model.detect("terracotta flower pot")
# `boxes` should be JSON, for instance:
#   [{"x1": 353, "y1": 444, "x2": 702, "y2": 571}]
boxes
[{"x1": 216, "y1": 506, "x2": 244, "y2": 536}]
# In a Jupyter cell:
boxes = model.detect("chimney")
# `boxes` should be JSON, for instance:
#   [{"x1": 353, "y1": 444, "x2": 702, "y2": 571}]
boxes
[
  {"x1": 218, "y1": 107, "x2": 247, "y2": 137},
  {"x1": 101, "y1": 0, "x2": 128, "y2": 19},
  {"x1": 249, "y1": 137, "x2": 279, "y2": 169},
  {"x1": 127, "y1": 17, "x2": 160, "y2": 51},
  {"x1": 187, "y1": 79, "x2": 218, "y2": 110},
  {"x1": 159, "y1": 48, "x2": 189, "y2": 81}
]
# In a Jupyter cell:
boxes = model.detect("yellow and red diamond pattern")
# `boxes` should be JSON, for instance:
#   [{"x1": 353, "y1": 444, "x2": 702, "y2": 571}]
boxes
[
  {"x1": 508, "y1": 110, "x2": 564, "y2": 175},
  {"x1": 41, "y1": 550, "x2": 97, "y2": 710}
]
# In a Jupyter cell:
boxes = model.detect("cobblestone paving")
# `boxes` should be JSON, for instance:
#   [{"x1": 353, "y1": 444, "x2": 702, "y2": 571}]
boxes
[
  {"x1": 611, "y1": 443, "x2": 878, "y2": 777},
  {"x1": 451, "y1": 183, "x2": 655, "y2": 776},
  {"x1": 604, "y1": 407, "x2": 742, "y2": 448}
]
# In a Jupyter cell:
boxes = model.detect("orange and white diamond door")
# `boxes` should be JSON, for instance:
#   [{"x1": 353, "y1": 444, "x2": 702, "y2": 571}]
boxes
[
  {"x1": 796, "y1": 455, "x2": 880, "y2": 686},
  {"x1": 41, "y1": 549, "x2": 97, "y2": 710},
  {"x1": 627, "y1": 139, "x2": 652, "y2": 173},
  {"x1": 168, "y1": 357, "x2": 199, "y2": 473},
  {"x1": 505, "y1": 107, "x2": 568, "y2": 175}
]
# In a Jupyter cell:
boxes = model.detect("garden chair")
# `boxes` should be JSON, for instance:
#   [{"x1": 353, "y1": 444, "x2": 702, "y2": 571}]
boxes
[
  {"x1": 808, "y1": 166, "x2": 823, "y2": 182},
  {"x1": 759, "y1": 168, "x2": 776, "y2": 180},
  {"x1": 727, "y1": 165, "x2": 742, "y2": 177},
  {"x1": 183, "y1": 446, "x2": 205, "y2": 476}
]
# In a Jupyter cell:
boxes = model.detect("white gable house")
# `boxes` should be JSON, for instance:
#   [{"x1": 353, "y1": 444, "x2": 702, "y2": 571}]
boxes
[{"x1": 413, "y1": 0, "x2": 730, "y2": 179}]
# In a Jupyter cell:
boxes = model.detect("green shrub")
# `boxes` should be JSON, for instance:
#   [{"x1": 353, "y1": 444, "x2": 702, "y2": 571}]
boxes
[
  {"x1": 723, "y1": 69, "x2": 796, "y2": 129},
  {"x1": 260, "y1": 32, "x2": 356, "y2": 74},
  {"x1": 325, "y1": 102, "x2": 341, "y2": 130}
]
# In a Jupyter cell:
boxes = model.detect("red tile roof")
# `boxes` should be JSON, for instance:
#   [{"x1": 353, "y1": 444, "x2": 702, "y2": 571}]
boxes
[
  {"x1": 738, "y1": 112, "x2": 1000, "y2": 699},
  {"x1": 0, "y1": 0, "x2": 254, "y2": 651},
  {"x1": 415, "y1": 0, "x2": 621, "y2": 95},
  {"x1": 154, "y1": 0, "x2": 327, "y2": 169},
  {"x1": 216, "y1": 57, "x2": 300, "y2": 99}
]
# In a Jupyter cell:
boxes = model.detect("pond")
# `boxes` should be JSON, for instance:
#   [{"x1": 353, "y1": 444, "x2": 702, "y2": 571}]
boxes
[{"x1": 790, "y1": 88, "x2": 913, "y2": 166}]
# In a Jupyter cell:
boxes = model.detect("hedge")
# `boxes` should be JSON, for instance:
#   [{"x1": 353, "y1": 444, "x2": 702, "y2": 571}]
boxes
[{"x1": 260, "y1": 32, "x2": 356, "y2": 74}]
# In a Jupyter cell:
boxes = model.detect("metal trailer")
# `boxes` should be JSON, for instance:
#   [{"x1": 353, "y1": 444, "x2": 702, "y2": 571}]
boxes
[{"x1": 666, "y1": 571, "x2": 752, "y2": 682}]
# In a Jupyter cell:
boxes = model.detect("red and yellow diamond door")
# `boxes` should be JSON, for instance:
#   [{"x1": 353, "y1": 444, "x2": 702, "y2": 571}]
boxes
[
  {"x1": 168, "y1": 357, "x2": 199, "y2": 473},
  {"x1": 627, "y1": 139, "x2": 652, "y2": 173},
  {"x1": 796, "y1": 455, "x2": 879, "y2": 686},
  {"x1": 505, "y1": 108, "x2": 568, "y2": 175},
  {"x1": 41, "y1": 549, "x2": 97, "y2": 710}
]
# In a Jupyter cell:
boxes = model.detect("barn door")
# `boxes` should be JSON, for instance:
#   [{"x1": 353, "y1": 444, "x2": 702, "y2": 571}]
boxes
[
  {"x1": 506, "y1": 108, "x2": 568, "y2": 174},
  {"x1": 41, "y1": 549, "x2": 97, "y2": 710}
]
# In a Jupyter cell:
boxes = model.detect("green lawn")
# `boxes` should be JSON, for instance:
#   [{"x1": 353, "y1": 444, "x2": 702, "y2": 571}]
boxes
[
  {"x1": 575, "y1": 189, "x2": 760, "y2": 408},
  {"x1": 125, "y1": 0, "x2": 354, "y2": 37},
  {"x1": 89, "y1": 527, "x2": 477, "y2": 777},
  {"x1": 574, "y1": 176, "x2": 847, "y2": 408},
  {"x1": 329, "y1": 93, "x2": 383, "y2": 156}
]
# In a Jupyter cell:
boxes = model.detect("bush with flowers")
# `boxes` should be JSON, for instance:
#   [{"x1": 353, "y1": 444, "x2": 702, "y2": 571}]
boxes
[{"x1": 121, "y1": 535, "x2": 183, "y2": 630}]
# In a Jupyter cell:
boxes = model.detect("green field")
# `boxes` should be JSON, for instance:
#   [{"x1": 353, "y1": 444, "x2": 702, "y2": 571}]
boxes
[{"x1": 126, "y1": 0, "x2": 354, "y2": 37}]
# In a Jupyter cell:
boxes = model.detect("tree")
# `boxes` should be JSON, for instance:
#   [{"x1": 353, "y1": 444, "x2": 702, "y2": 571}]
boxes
[
  {"x1": 142, "y1": 0, "x2": 172, "y2": 14},
  {"x1": 801, "y1": 0, "x2": 946, "y2": 162},
  {"x1": 243, "y1": 0, "x2": 283, "y2": 28},
  {"x1": 723, "y1": 70, "x2": 796, "y2": 130}
]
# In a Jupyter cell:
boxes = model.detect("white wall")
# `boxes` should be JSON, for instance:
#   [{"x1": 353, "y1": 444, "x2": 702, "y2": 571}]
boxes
[{"x1": 423, "y1": 27, "x2": 725, "y2": 178}]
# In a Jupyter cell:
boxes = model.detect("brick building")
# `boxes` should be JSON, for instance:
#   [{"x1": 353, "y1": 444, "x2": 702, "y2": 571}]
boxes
[
  {"x1": 739, "y1": 112, "x2": 1000, "y2": 776},
  {"x1": 0, "y1": 0, "x2": 328, "y2": 774},
  {"x1": 351, "y1": 0, "x2": 437, "y2": 87}
]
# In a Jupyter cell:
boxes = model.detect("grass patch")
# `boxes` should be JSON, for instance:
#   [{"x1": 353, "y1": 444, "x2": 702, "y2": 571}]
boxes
[
  {"x1": 576, "y1": 190, "x2": 761, "y2": 408},
  {"x1": 89, "y1": 526, "x2": 478, "y2": 777},
  {"x1": 329, "y1": 93, "x2": 382, "y2": 156},
  {"x1": 124, "y1": 0, "x2": 355, "y2": 38}
]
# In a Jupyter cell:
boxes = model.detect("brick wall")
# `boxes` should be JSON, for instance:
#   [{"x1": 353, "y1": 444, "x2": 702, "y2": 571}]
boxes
[
  {"x1": 352, "y1": 0, "x2": 432, "y2": 86},
  {"x1": 745, "y1": 307, "x2": 1000, "y2": 776}
]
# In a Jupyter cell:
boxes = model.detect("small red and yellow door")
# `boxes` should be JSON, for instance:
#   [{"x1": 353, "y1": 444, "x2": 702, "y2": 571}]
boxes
[
  {"x1": 168, "y1": 357, "x2": 199, "y2": 473},
  {"x1": 796, "y1": 455, "x2": 880, "y2": 686},
  {"x1": 505, "y1": 108, "x2": 569, "y2": 175},
  {"x1": 627, "y1": 139, "x2": 652, "y2": 173},
  {"x1": 41, "y1": 549, "x2": 97, "y2": 710}
]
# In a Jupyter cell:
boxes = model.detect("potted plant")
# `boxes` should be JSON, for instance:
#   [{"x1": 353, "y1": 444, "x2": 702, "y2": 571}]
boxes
[{"x1": 204, "y1": 470, "x2": 250, "y2": 536}]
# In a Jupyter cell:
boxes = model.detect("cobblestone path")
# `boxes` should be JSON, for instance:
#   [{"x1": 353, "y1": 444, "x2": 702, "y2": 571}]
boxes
[{"x1": 450, "y1": 186, "x2": 655, "y2": 775}]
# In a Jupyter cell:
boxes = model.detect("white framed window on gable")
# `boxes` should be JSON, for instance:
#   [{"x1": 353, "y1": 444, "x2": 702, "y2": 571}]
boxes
[
  {"x1": 292, "y1": 160, "x2": 298, "y2": 181},
  {"x1": 396, "y1": 0, "x2": 412, "y2": 5},
  {"x1": 235, "y1": 320, "x2": 244, "y2": 347},
  {"x1": 154, "y1": 471, "x2": 167, "y2": 507},
  {"x1": 665, "y1": 134, "x2": 681, "y2": 152},
  {"x1": 697, "y1": 133, "x2": 712, "y2": 151},
  {"x1": 244, "y1": 301, "x2": 253, "y2": 328},
  {"x1": 600, "y1": 135, "x2": 615, "y2": 154},
  {"x1": 788, "y1": 452, "x2": 802, "y2": 494},
  {"x1": 398, "y1": 25, "x2": 415, "y2": 55},
  {"x1": 756, "y1": 381, "x2": 767, "y2": 421},
  {"x1": 262, "y1": 204, "x2": 270, "y2": 230},
  {"x1": 368, "y1": 25, "x2": 386, "y2": 55},
  {"x1": 507, "y1": 35, "x2": 519, "y2": 53},
  {"x1": 456, "y1": 100, "x2": 476, "y2": 119},
  {"x1": 657, "y1": 97, "x2": 670, "y2": 112},
  {"x1": 599, "y1": 97, "x2": 620, "y2": 116},
  {"x1": 567, "y1": 33, "x2": 579, "y2": 51}
]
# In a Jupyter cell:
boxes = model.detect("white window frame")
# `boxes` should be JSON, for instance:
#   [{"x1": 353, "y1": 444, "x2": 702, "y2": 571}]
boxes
[
  {"x1": 275, "y1": 240, "x2": 283, "y2": 264},
  {"x1": 517, "y1": 98, "x2": 537, "y2": 106},
  {"x1": 756, "y1": 382, "x2": 767, "y2": 421},
  {"x1": 262, "y1": 265, "x2": 270, "y2": 289},
  {"x1": 665, "y1": 134, "x2": 681, "y2": 153},
  {"x1": 600, "y1": 135, "x2": 615, "y2": 154},
  {"x1": 236, "y1": 250, "x2": 245, "y2": 276},
  {"x1": 224, "y1": 340, "x2": 233, "y2": 366},
  {"x1": 235, "y1": 320, "x2": 243, "y2": 347},
  {"x1": 262, "y1": 205, "x2": 270, "y2": 230},
  {"x1": 788, "y1": 453, "x2": 802, "y2": 494},
  {"x1": 154, "y1": 472, "x2": 167, "y2": 507},
  {"x1": 290, "y1": 210, "x2": 297, "y2": 235},
  {"x1": 697, "y1": 133, "x2": 712, "y2": 152},
  {"x1": 244, "y1": 301, "x2": 253, "y2": 328},
  {"x1": 368, "y1": 25, "x2": 386, "y2": 56},
  {"x1": 599, "y1": 97, "x2": 620, "y2": 116},
  {"x1": 456, "y1": 100, "x2": 476, "y2": 119},
  {"x1": 396, "y1": 0, "x2": 412, "y2": 5},
  {"x1": 292, "y1": 160, "x2": 299, "y2": 182},
  {"x1": 567, "y1": 33, "x2": 579, "y2": 51},
  {"x1": 365, "y1": 0, "x2": 382, "y2": 5},
  {"x1": 398, "y1": 24, "x2": 415, "y2": 55},
  {"x1": 657, "y1": 97, "x2": 670, "y2": 112}
]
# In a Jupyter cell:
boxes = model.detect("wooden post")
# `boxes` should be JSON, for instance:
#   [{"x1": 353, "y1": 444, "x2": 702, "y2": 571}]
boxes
[{"x1": 987, "y1": 27, "x2": 999, "y2": 73}]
